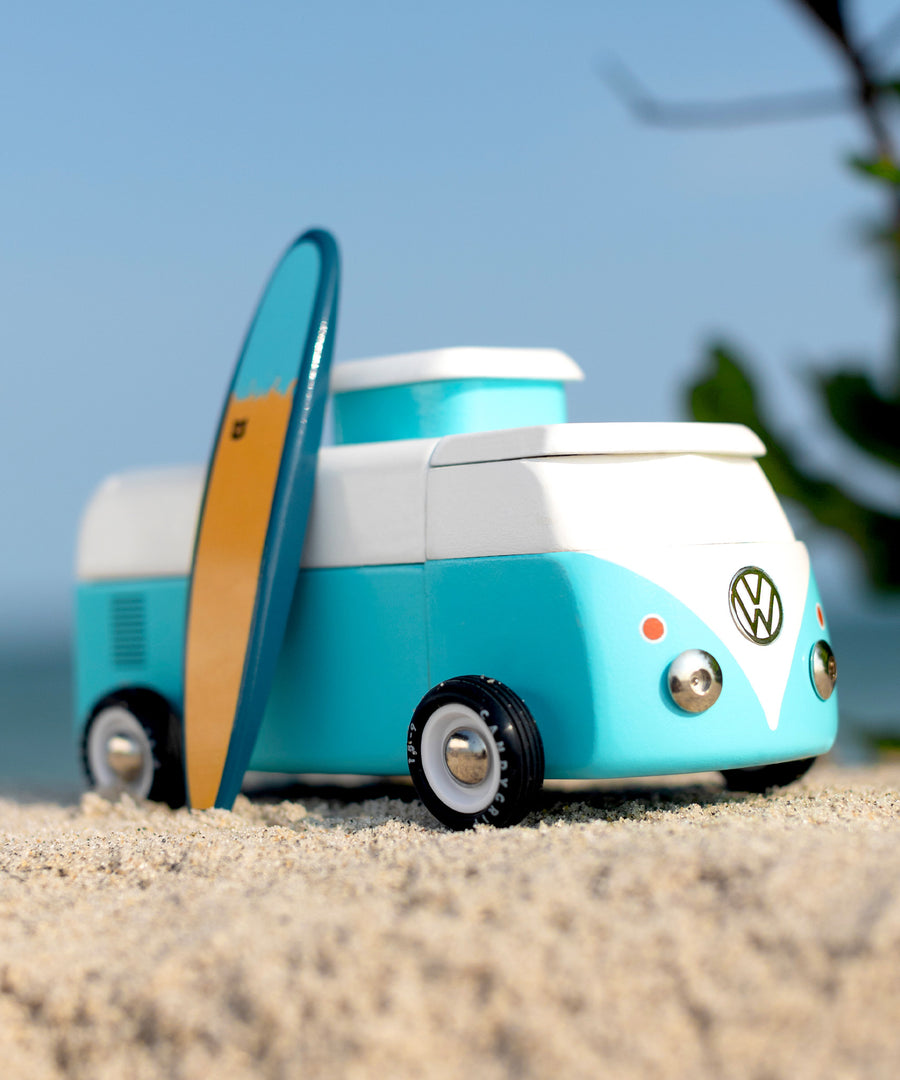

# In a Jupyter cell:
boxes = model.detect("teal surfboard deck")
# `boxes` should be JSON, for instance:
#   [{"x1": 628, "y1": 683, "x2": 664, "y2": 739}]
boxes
[{"x1": 183, "y1": 229, "x2": 340, "y2": 810}]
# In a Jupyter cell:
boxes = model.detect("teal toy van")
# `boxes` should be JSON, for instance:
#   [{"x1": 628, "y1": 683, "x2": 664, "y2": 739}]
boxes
[{"x1": 74, "y1": 348, "x2": 838, "y2": 828}]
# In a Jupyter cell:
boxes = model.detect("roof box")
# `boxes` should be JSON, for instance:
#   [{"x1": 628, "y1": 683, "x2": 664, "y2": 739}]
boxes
[{"x1": 329, "y1": 347, "x2": 583, "y2": 444}]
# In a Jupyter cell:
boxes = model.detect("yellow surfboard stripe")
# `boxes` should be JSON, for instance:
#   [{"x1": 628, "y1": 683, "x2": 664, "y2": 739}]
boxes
[{"x1": 184, "y1": 383, "x2": 296, "y2": 809}]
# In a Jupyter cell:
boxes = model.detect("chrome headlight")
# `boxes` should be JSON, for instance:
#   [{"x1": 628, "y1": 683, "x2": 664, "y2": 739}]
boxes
[
  {"x1": 810, "y1": 640, "x2": 837, "y2": 700},
  {"x1": 667, "y1": 650, "x2": 723, "y2": 713}
]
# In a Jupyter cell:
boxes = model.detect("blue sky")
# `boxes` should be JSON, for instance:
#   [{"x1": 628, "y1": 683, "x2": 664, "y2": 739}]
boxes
[{"x1": 2, "y1": 0, "x2": 899, "y2": 637}]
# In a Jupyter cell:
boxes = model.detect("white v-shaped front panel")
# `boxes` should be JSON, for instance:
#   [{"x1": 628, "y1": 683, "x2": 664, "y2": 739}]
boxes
[{"x1": 589, "y1": 542, "x2": 811, "y2": 731}]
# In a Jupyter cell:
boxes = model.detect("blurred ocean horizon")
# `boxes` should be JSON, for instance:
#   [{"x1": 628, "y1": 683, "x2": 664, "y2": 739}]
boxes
[
  {"x1": 2, "y1": 609, "x2": 898, "y2": 803},
  {"x1": 1, "y1": 631, "x2": 81, "y2": 801}
]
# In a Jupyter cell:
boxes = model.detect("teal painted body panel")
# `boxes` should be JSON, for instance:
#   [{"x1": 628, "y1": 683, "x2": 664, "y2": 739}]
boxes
[
  {"x1": 251, "y1": 564, "x2": 428, "y2": 774},
  {"x1": 569, "y1": 553, "x2": 837, "y2": 773},
  {"x1": 333, "y1": 379, "x2": 568, "y2": 444},
  {"x1": 76, "y1": 565, "x2": 429, "y2": 776},
  {"x1": 75, "y1": 552, "x2": 837, "y2": 780},
  {"x1": 424, "y1": 554, "x2": 598, "y2": 773},
  {"x1": 74, "y1": 577, "x2": 188, "y2": 725},
  {"x1": 426, "y1": 553, "x2": 838, "y2": 778},
  {"x1": 776, "y1": 573, "x2": 840, "y2": 762}
]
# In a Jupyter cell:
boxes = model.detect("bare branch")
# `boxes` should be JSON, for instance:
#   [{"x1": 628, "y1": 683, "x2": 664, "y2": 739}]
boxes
[
  {"x1": 599, "y1": 57, "x2": 850, "y2": 129},
  {"x1": 599, "y1": 5, "x2": 900, "y2": 135},
  {"x1": 788, "y1": 0, "x2": 897, "y2": 159},
  {"x1": 787, "y1": 0, "x2": 850, "y2": 49}
]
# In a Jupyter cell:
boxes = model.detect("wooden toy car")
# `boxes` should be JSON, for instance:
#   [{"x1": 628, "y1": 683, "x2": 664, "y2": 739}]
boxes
[{"x1": 74, "y1": 348, "x2": 838, "y2": 827}]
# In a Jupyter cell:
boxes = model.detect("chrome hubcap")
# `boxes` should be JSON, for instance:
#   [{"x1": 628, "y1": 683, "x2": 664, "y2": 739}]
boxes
[
  {"x1": 444, "y1": 728, "x2": 490, "y2": 785},
  {"x1": 87, "y1": 705, "x2": 156, "y2": 799},
  {"x1": 106, "y1": 734, "x2": 145, "y2": 783}
]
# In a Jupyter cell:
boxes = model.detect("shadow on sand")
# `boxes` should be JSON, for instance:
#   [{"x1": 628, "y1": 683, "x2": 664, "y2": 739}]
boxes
[{"x1": 244, "y1": 772, "x2": 749, "y2": 828}]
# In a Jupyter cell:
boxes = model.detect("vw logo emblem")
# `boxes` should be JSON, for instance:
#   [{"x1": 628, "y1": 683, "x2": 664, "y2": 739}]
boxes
[{"x1": 729, "y1": 567, "x2": 783, "y2": 645}]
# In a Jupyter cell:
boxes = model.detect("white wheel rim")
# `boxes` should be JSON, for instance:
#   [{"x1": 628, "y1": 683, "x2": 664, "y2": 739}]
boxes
[
  {"x1": 420, "y1": 702, "x2": 501, "y2": 814},
  {"x1": 87, "y1": 706, "x2": 155, "y2": 799}
]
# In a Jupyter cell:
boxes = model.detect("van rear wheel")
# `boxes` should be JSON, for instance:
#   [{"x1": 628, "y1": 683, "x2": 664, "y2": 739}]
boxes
[
  {"x1": 407, "y1": 675, "x2": 544, "y2": 830},
  {"x1": 82, "y1": 689, "x2": 186, "y2": 807}
]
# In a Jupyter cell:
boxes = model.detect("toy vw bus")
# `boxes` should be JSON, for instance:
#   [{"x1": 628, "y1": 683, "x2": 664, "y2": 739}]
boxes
[{"x1": 74, "y1": 348, "x2": 838, "y2": 828}]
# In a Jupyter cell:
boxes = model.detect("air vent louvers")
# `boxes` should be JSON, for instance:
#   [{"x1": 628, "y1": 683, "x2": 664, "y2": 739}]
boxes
[{"x1": 111, "y1": 593, "x2": 146, "y2": 668}]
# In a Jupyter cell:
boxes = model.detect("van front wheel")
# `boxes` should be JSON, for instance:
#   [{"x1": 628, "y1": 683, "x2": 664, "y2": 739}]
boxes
[{"x1": 407, "y1": 675, "x2": 544, "y2": 830}]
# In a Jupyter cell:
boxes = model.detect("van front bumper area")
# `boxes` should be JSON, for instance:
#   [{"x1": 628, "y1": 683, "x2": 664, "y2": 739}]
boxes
[{"x1": 554, "y1": 548, "x2": 838, "y2": 778}]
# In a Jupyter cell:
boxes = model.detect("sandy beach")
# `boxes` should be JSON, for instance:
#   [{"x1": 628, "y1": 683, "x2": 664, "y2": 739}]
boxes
[{"x1": 0, "y1": 764, "x2": 898, "y2": 1079}]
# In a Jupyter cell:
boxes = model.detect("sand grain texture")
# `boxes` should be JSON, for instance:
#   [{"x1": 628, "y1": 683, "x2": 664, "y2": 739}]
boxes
[{"x1": 0, "y1": 765, "x2": 899, "y2": 1079}]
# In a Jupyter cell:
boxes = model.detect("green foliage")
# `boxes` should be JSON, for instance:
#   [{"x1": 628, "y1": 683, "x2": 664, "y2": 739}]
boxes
[
  {"x1": 817, "y1": 369, "x2": 900, "y2": 467},
  {"x1": 848, "y1": 154, "x2": 900, "y2": 185},
  {"x1": 690, "y1": 345, "x2": 900, "y2": 591},
  {"x1": 688, "y1": 0, "x2": 900, "y2": 593}
]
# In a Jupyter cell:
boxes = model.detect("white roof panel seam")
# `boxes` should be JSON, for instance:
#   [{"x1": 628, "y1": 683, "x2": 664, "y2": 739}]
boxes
[{"x1": 429, "y1": 423, "x2": 766, "y2": 467}]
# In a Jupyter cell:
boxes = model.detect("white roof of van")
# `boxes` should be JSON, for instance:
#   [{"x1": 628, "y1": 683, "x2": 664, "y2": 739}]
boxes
[
  {"x1": 76, "y1": 442, "x2": 440, "y2": 581},
  {"x1": 331, "y1": 347, "x2": 584, "y2": 393},
  {"x1": 76, "y1": 422, "x2": 768, "y2": 581},
  {"x1": 430, "y1": 422, "x2": 765, "y2": 467},
  {"x1": 76, "y1": 466, "x2": 204, "y2": 582}
]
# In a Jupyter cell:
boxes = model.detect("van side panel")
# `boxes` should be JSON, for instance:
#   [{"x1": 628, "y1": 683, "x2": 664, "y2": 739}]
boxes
[
  {"x1": 76, "y1": 565, "x2": 427, "y2": 778},
  {"x1": 251, "y1": 564, "x2": 428, "y2": 773},
  {"x1": 74, "y1": 577, "x2": 188, "y2": 727},
  {"x1": 424, "y1": 554, "x2": 599, "y2": 774}
]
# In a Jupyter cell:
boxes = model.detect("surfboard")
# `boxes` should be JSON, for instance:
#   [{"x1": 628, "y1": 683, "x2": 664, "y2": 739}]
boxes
[{"x1": 183, "y1": 229, "x2": 340, "y2": 810}]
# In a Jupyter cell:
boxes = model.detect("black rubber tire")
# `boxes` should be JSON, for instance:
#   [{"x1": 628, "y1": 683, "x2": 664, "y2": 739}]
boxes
[
  {"x1": 407, "y1": 675, "x2": 544, "y2": 830},
  {"x1": 81, "y1": 688, "x2": 186, "y2": 808},
  {"x1": 721, "y1": 756, "x2": 817, "y2": 794}
]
